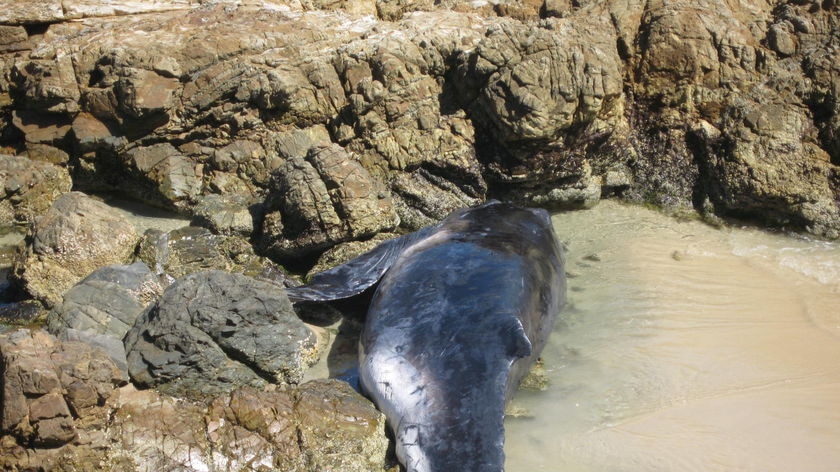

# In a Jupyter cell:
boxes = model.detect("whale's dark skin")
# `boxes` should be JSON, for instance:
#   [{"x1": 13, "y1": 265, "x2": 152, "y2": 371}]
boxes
[{"x1": 286, "y1": 202, "x2": 566, "y2": 472}]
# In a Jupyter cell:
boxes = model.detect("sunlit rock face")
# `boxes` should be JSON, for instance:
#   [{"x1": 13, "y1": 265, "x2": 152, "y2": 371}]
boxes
[{"x1": 1, "y1": 0, "x2": 836, "y2": 240}]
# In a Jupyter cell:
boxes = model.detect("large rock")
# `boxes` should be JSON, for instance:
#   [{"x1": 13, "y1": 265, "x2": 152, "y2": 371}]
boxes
[
  {"x1": 259, "y1": 144, "x2": 399, "y2": 257},
  {"x1": 334, "y1": 12, "x2": 489, "y2": 225},
  {"x1": 46, "y1": 262, "x2": 163, "y2": 373},
  {"x1": 124, "y1": 270, "x2": 320, "y2": 398},
  {"x1": 11, "y1": 191, "x2": 140, "y2": 308},
  {"x1": 466, "y1": 16, "x2": 624, "y2": 144},
  {"x1": 0, "y1": 154, "x2": 72, "y2": 225},
  {"x1": 0, "y1": 329, "x2": 126, "y2": 450},
  {"x1": 698, "y1": 97, "x2": 840, "y2": 238},
  {"x1": 1, "y1": 0, "x2": 840, "y2": 239}
]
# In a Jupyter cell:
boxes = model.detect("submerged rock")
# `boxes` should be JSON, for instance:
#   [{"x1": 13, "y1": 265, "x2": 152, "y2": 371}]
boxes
[{"x1": 124, "y1": 271, "x2": 320, "y2": 398}]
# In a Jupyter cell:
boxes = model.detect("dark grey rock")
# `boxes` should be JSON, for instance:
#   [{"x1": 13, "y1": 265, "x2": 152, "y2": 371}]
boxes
[
  {"x1": 48, "y1": 262, "x2": 161, "y2": 337},
  {"x1": 137, "y1": 226, "x2": 290, "y2": 285},
  {"x1": 124, "y1": 270, "x2": 320, "y2": 398},
  {"x1": 46, "y1": 262, "x2": 163, "y2": 373}
]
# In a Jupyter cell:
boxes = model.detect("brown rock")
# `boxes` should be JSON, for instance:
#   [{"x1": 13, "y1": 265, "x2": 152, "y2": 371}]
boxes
[
  {"x1": 70, "y1": 113, "x2": 122, "y2": 153},
  {"x1": 115, "y1": 69, "x2": 180, "y2": 119},
  {"x1": 260, "y1": 144, "x2": 399, "y2": 257},
  {"x1": 10, "y1": 110, "x2": 73, "y2": 145},
  {"x1": 0, "y1": 329, "x2": 125, "y2": 451},
  {"x1": 0, "y1": 154, "x2": 72, "y2": 225},
  {"x1": 0, "y1": 0, "x2": 64, "y2": 25},
  {"x1": 29, "y1": 392, "x2": 76, "y2": 447},
  {"x1": 11, "y1": 56, "x2": 81, "y2": 114},
  {"x1": 11, "y1": 192, "x2": 139, "y2": 307},
  {"x1": 0, "y1": 0, "x2": 838, "y2": 243}
]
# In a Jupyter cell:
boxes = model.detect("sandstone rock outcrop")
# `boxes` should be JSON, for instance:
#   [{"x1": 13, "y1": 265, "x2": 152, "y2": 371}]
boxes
[{"x1": 2, "y1": 0, "x2": 837, "y2": 239}]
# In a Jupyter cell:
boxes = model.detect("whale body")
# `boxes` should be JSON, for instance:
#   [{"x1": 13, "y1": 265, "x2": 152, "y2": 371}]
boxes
[{"x1": 286, "y1": 201, "x2": 566, "y2": 471}]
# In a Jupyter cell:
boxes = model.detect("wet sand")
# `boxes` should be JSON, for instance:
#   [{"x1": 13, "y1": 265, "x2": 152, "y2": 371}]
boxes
[{"x1": 505, "y1": 201, "x2": 840, "y2": 471}]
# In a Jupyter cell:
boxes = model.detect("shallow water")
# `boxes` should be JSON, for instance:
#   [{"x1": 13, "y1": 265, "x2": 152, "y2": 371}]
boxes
[{"x1": 504, "y1": 200, "x2": 840, "y2": 472}]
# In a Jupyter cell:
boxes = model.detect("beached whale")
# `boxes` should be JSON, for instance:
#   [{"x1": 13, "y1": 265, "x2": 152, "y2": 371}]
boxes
[{"x1": 286, "y1": 201, "x2": 566, "y2": 471}]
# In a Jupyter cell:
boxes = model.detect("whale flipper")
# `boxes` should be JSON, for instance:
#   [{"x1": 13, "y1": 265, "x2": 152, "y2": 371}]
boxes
[{"x1": 285, "y1": 227, "x2": 435, "y2": 303}]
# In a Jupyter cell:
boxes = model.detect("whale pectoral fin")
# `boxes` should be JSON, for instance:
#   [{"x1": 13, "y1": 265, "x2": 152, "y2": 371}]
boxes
[
  {"x1": 286, "y1": 227, "x2": 435, "y2": 302},
  {"x1": 505, "y1": 317, "x2": 533, "y2": 359}
]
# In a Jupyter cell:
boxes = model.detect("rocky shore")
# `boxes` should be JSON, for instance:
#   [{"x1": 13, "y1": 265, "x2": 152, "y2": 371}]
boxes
[{"x1": 1, "y1": 0, "x2": 839, "y2": 470}]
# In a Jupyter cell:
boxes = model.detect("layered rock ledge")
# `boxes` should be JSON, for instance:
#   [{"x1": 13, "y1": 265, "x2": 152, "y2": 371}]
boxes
[{"x1": 1, "y1": 0, "x2": 837, "y2": 241}]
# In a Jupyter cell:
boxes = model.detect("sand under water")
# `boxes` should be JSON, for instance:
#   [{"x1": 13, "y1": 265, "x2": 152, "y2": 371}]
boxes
[{"x1": 504, "y1": 201, "x2": 840, "y2": 472}]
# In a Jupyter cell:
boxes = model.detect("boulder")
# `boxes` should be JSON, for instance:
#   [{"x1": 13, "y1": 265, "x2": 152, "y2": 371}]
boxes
[
  {"x1": 46, "y1": 262, "x2": 163, "y2": 373},
  {"x1": 136, "y1": 225, "x2": 290, "y2": 284},
  {"x1": 11, "y1": 192, "x2": 139, "y2": 308},
  {"x1": 124, "y1": 271, "x2": 320, "y2": 398},
  {"x1": 259, "y1": 144, "x2": 399, "y2": 257},
  {"x1": 698, "y1": 97, "x2": 840, "y2": 238},
  {"x1": 466, "y1": 16, "x2": 624, "y2": 144},
  {"x1": 0, "y1": 329, "x2": 126, "y2": 451},
  {"x1": 0, "y1": 154, "x2": 72, "y2": 225}
]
